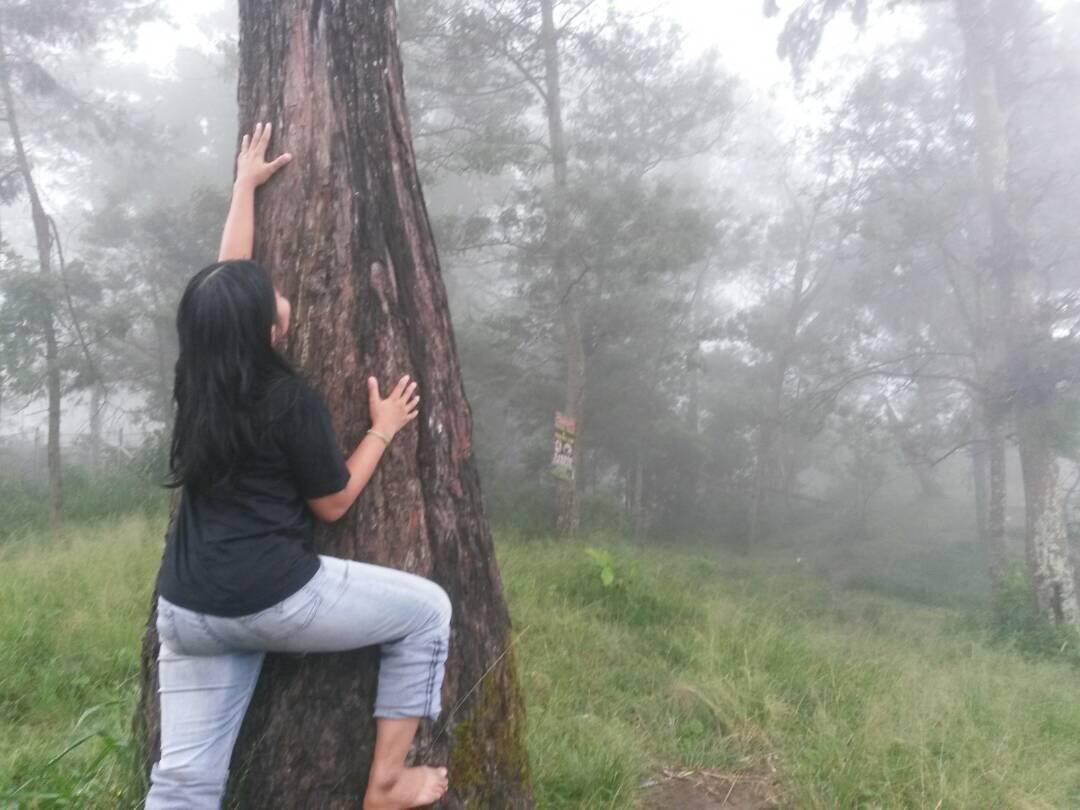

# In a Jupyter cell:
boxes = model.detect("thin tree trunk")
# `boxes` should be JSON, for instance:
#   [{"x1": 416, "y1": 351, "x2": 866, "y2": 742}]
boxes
[
  {"x1": 89, "y1": 382, "x2": 104, "y2": 475},
  {"x1": 150, "y1": 285, "x2": 174, "y2": 428},
  {"x1": 971, "y1": 407, "x2": 990, "y2": 550},
  {"x1": 134, "y1": 2, "x2": 533, "y2": 806},
  {"x1": 970, "y1": 294, "x2": 999, "y2": 584},
  {"x1": 0, "y1": 24, "x2": 62, "y2": 533},
  {"x1": 540, "y1": 0, "x2": 584, "y2": 538},
  {"x1": 746, "y1": 422, "x2": 775, "y2": 552},
  {"x1": 985, "y1": 412, "x2": 1009, "y2": 587},
  {"x1": 1017, "y1": 410, "x2": 1080, "y2": 623},
  {"x1": 747, "y1": 321, "x2": 794, "y2": 549},
  {"x1": 632, "y1": 450, "x2": 646, "y2": 540},
  {"x1": 956, "y1": 0, "x2": 1015, "y2": 595},
  {"x1": 683, "y1": 265, "x2": 707, "y2": 522}
]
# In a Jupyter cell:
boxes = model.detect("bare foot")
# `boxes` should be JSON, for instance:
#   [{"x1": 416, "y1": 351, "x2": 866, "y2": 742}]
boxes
[{"x1": 363, "y1": 766, "x2": 449, "y2": 810}]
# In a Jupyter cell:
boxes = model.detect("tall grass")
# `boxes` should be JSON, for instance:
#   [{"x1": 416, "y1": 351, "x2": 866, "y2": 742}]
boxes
[
  {"x1": 3, "y1": 516, "x2": 1080, "y2": 807},
  {"x1": 502, "y1": 535, "x2": 1080, "y2": 807},
  {"x1": 0, "y1": 515, "x2": 164, "y2": 807}
]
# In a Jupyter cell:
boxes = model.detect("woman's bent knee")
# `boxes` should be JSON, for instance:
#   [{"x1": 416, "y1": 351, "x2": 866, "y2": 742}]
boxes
[
  {"x1": 430, "y1": 582, "x2": 452, "y2": 629},
  {"x1": 406, "y1": 573, "x2": 451, "y2": 631}
]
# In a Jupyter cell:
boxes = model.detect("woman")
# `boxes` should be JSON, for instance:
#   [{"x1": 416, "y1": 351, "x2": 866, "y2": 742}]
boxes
[{"x1": 146, "y1": 122, "x2": 451, "y2": 810}]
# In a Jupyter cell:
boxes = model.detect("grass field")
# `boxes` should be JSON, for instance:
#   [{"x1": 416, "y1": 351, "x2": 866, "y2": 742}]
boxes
[{"x1": 3, "y1": 512, "x2": 1080, "y2": 808}]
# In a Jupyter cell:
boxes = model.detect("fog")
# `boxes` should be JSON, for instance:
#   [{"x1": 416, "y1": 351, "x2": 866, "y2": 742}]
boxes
[
  {"x1": 5, "y1": 0, "x2": 1080, "y2": 603},
  {"x1": 6, "y1": 1, "x2": 1080, "y2": 805}
]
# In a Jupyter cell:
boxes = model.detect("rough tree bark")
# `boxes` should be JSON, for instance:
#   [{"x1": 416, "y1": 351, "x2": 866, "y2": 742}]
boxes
[
  {"x1": 0, "y1": 25, "x2": 63, "y2": 533},
  {"x1": 133, "y1": 1, "x2": 533, "y2": 806}
]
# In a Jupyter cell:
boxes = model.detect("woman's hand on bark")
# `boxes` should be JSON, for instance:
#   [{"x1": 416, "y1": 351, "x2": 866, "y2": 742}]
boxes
[
  {"x1": 368, "y1": 374, "x2": 420, "y2": 439},
  {"x1": 235, "y1": 122, "x2": 292, "y2": 189}
]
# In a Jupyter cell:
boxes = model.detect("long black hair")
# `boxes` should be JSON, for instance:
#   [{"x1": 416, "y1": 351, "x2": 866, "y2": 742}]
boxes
[{"x1": 167, "y1": 260, "x2": 295, "y2": 493}]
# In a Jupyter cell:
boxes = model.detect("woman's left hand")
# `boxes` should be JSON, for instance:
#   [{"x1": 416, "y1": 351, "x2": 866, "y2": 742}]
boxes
[{"x1": 235, "y1": 121, "x2": 292, "y2": 189}]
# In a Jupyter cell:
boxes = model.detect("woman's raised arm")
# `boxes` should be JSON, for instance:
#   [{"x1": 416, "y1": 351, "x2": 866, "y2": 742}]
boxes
[{"x1": 218, "y1": 122, "x2": 292, "y2": 262}]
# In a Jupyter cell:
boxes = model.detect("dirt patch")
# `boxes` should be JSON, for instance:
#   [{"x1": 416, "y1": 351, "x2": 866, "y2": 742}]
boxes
[{"x1": 638, "y1": 766, "x2": 783, "y2": 809}]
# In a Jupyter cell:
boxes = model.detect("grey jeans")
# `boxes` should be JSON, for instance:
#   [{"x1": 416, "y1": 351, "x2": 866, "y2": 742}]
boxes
[{"x1": 145, "y1": 554, "x2": 451, "y2": 810}]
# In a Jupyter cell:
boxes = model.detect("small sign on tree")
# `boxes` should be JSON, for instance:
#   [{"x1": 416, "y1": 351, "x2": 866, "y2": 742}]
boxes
[{"x1": 551, "y1": 411, "x2": 576, "y2": 481}]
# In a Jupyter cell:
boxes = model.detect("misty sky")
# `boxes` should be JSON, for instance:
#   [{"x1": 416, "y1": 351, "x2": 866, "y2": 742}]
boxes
[
  {"x1": 132, "y1": 0, "x2": 1080, "y2": 146},
  {"x1": 129, "y1": 1, "x2": 918, "y2": 114}
]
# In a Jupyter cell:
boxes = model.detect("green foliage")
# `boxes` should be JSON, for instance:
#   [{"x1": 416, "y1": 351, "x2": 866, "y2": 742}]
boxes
[
  {"x1": 561, "y1": 541, "x2": 704, "y2": 631},
  {"x1": 584, "y1": 547, "x2": 616, "y2": 588},
  {"x1": 0, "y1": 247, "x2": 56, "y2": 392},
  {"x1": 0, "y1": 243, "x2": 115, "y2": 401}
]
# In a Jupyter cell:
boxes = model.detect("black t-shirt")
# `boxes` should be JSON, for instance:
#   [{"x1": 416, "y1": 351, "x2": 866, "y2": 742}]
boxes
[{"x1": 157, "y1": 376, "x2": 351, "y2": 617}]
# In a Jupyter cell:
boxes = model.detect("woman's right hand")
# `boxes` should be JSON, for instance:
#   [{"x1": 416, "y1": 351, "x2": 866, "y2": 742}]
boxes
[
  {"x1": 235, "y1": 122, "x2": 292, "y2": 190},
  {"x1": 368, "y1": 374, "x2": 420, "y2": 439}
]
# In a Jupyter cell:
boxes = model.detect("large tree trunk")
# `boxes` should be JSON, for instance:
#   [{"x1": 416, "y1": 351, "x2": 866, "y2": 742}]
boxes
[
  {"x1": 0, "y1": 26, "x2": 63, "y2": 533},
  {"x1": 540, "y1": 0, "x2": 584, "y2": 538},
  {"x1": 134, "y1": 2, "x2": 533, "y2": 806}
]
